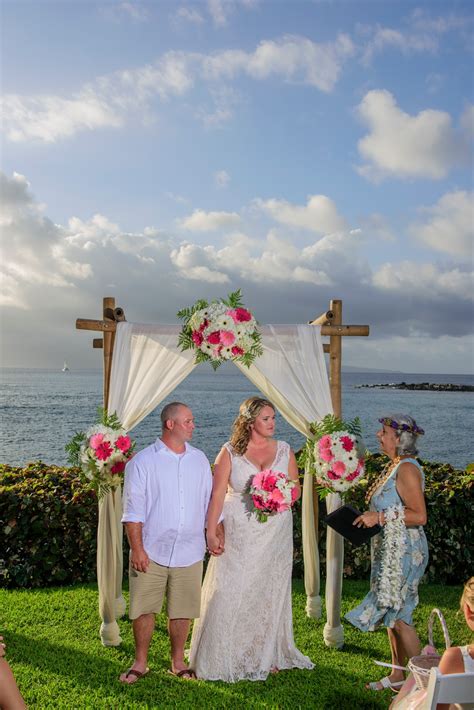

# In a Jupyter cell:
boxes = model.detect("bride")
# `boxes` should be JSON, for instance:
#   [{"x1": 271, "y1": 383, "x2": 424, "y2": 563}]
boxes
[{"x1": 189, "y1": 396, "x2": 314, "y2": 682}]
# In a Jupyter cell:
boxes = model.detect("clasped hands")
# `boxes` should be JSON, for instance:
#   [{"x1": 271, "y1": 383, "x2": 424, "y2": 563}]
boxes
[
  {"x1": 353, "y1": 511, "x2": 379, "y2": 529},
  {"x1": 206, "y1": 522, "x2": 225, "y2": 556}
]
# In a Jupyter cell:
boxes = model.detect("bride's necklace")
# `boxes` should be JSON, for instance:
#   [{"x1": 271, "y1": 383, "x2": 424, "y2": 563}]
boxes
[{"x1": 365, "y1": 456, "x2": 401, "y2": 504}]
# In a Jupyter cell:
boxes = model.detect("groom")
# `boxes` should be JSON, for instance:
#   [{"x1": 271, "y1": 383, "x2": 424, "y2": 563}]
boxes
[{"x1": 119, "y1": 401, "x2": 224, "y2": 683}]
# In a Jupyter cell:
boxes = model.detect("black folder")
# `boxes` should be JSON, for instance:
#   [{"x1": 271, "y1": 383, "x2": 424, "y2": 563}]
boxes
[{"x1": 324, "y1": 504, "x2": 382, "y2": 547}]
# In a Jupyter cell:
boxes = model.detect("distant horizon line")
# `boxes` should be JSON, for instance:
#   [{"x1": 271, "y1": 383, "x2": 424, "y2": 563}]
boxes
[{"x1": 1, "y1": 366, "x2": 473, "y2": 377}]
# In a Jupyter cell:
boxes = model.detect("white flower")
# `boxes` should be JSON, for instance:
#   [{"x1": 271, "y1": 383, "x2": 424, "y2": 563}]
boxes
[
  {"x1": 358, "y1": 604, "x2": 377, "y2": 625},
  {"x1": 200, "y1": 341, "x2": 214, "y2": 355},
  {"x1": 220, "y1": 346, "x2": 233, "y2": 359},
  {"x1": 412, "y1": 549, "x2": 424, "y2": 566}
]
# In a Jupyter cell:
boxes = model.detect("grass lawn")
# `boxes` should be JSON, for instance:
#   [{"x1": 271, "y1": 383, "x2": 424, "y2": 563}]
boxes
[{"x1": 0, "y1": 579, "x2": 469, "y2": 709}]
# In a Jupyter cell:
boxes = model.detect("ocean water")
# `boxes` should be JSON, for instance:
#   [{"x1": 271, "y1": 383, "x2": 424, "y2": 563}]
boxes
[{"x1": 0, "y1": 367, "x2": 472, "y2": 469}]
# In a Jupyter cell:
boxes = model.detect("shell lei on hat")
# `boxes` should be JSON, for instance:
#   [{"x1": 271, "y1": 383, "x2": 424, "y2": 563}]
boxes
[
  {"x1": 177, "y1": 289, "x2": 263, "y2": 370},
  {"x1": 298, "y1": 414, "x2": 365, "y2": 497}
]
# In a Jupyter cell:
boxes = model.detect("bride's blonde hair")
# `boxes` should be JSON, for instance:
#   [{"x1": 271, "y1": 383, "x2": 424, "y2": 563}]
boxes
[
  {"x1": 229, "y1": 396, "x2": 275, "y2": 456},
  {"x1": 460, "y1": 577, "x2": 474, "y2": 612}
]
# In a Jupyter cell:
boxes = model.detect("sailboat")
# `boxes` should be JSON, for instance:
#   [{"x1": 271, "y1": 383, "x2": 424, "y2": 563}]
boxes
[{"x1": 62, "y1": 361, "x2": 69, "y2": 372}]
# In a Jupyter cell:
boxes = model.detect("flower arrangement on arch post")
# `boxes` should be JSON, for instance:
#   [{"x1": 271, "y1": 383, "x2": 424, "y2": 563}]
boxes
[
  {"x1": 65, "y1": 407, "x2": 135, "y2": 499},
  {"x1": 177, "y1": 289, "x2": 262, "y2": 370},
  {"x1": 298, "y1": 414, "x2": 366, "y2": 497}
]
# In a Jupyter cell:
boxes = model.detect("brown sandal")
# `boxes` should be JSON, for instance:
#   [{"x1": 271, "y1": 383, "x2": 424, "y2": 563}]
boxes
[{"x1": 119, "y1": 667, "x2": 150, "y2": 684}]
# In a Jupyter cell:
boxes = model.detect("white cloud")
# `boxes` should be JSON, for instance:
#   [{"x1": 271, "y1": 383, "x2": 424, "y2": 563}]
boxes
[
  {"x1": 372, "y1": 261, "x2": 473, "y2": 300},
  {"x1": 179, "y1": 208, "x2": 241, "y2": 231},
  {"x1": 356, "y1": 90, "x2": 468, "y2": 181},
  {"x1": 203, "y1": 34, "x2": 354, "y2": 92},
  {"x1": 409, "y1": 191, "x2": 474, "y2": 257},
  {"x1": 175, "y1": 6, "x2": 205, "y2": 25},
  {"x1": 361, "y1": 27, "x2": 437, "y2": 65},
  {"x1": 118, "y1": 2, "x2": 149, "y2": 22},
  {"x1": 2, "y1": 171, "x2": 472, "y2": 371},
  {"x1": 1, "y1": 34, "x2": 354, "y2": 143},
  {"x1": 214, "y1": 170, "x2": 231, "y2": 188},
  {"x1": 255, "y1": 194, "x2": 347, "y2": 234}
]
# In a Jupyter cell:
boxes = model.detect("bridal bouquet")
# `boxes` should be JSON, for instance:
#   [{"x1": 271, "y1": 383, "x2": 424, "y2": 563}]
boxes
[
  {"x1": 248, "y1": 469, "x2": 298, "y2": 523},
  {"x1": 65, "y1": 408, "x2": 135, "y2": 499},
  {"x1": 177, "y1": 289, "x2": 262, "y2": 370},
  {"x1": 300, "y1": 415, "x2": 365, "y2": 496}
]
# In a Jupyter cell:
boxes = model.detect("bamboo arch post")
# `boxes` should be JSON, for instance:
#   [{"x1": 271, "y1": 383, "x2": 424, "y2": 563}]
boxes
[
  {"x1": 305, "y1": 300, "x2": 369, "y2": 648},
  {"x1": 76, "y1": 297, "x2": 127, "y2": 646}
]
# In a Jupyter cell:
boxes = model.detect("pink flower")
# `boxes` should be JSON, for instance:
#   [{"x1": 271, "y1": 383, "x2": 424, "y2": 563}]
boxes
[
  {"x1": 115, "y1": 435, "x2": 131, "y2": 453},
  {"x1": 219, "y1": 330, "x2": 236, "y2": 346},
  {"x1": 319, "y1": 435, "x2": 332, "y2": 448},
  {"x1": 327, "y1": 469, "x2": 341, "y2": 480},
  {"x1": 340, "y1": 435, "x2": 354, "y2": 452},
  {"x1": 199, "y1": 319, "x2": 209, "y2": 332},
  {"x1": 89, "y1": 433, "x2": 104, "y2": 450},
  {"x1": 206, "y1": 331, "x2": 221, "y2": 345},
  {"x1": 319, "y1": 446, "x2": 333, "y2": 462},
  {"x1": 192, "y1": 330, "x2": 203, "y2": 346},
  {"x1": 231, "y1": 345, "x2": 244, "y2": 356},
  {"x1": 261, "y1": 473, "x2": 277, "y2": 491},
  {"x1": 110, "y1": 461, "x2": 126, "y2": 475},
  {"x1": 95, "y1": 441, "x2": 113, "y2": 461},
  {"x1": 252, "y1": 471, "x2": 265, "y2": 489},
  {"x1": 291, "y1": 485, "x2": 299, "y2": 502},
  {"x1": 332, "y1": 460, "x2": 346, "y2": 476},
  {"x1": 226, "y1": 307, "x2": 252, "y2": 323},
  {"x1": 252, "y1": 495, "x2": 265, "y2": 510}
]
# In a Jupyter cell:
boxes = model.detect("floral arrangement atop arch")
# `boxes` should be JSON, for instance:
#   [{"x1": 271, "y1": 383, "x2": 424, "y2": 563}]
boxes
[
  {"x1": 65, "y1": 408, "x2": 135, "y2": 498},
  {"x1": 299, "y1": 414, "x2": 365, "y2": 497},
  {"x1": 177, "y1": 289, "x2": 262, "y2": 370}
]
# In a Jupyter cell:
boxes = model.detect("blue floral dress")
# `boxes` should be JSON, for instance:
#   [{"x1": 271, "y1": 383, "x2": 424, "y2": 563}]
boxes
[{"x1": 345, "y1": 458, "x2": 429, "y2": 631}]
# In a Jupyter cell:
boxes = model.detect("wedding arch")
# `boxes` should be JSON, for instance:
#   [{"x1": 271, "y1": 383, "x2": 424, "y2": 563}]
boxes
[{"x1": 76, "y1": 296, "x2": 369, "y2": 649}]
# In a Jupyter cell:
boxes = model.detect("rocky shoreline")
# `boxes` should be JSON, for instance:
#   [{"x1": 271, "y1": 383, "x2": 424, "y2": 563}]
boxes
[{"x1": 356, "y1": 382, "x2": 473, "y2": 392}]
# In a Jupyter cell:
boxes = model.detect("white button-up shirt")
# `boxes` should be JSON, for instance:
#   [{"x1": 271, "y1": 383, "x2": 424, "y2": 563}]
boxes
[{"x1": 121, "y1": 439, "x2": 213, "y2": 567}]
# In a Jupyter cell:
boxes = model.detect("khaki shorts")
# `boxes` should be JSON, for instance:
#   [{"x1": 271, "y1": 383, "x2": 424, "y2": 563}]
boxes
[{"x1": 129, "y1": 559, "x2": 203, "y2": 620}]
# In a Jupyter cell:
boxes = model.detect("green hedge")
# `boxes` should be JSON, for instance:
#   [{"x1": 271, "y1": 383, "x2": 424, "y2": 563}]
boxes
[
  {"x1": 1, "y1": 456, "x2": 472, "y2": 588},
  {"x1": 0, "y1": 462, "x2": 98, "y2": 588}
]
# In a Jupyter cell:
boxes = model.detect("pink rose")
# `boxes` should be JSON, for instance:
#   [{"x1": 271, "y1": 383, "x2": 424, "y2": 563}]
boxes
[
  {"x1": 340, "y1": 435, "x2": 354, "y2": 452},
  {"x1": 219, "y1": 330, "x2": 236, "y2": 346},
  {"x1": 226, "y1": 307, "x2": 252, "y2": 323},
  {"x1": 291, "y1": 485, "x2": 299, "y2": 502},
  {"x1": 95, "y1": 441, "x2": 113, "y2": 461},
  {"x1": 231, "y1": 345, "x2": 244, "y2": 356},
  {"x1": 110, "y1": 461, "x2": 126, "y2": 475},
  {"x1": 327, "y1": 469, "x2": 341, "y2": 480},
  {"x1": 319, "y1": 435, "x2": 332, "y2": 448},
  {"x1": 192, "y1": 330, "x2": 203, "y2": 346},
  {"x1": 207, "y1": 331, "x2": 221, "y2": 345},
  {"x1": 89, "y1": 433, "x2": 104, "y2": 450},
  {"x1": 199, "y1": 319, "x2": 209, "y2": 332},
  {"x1": 115, "y1": 435, "x2": 131, "y2": 453}
]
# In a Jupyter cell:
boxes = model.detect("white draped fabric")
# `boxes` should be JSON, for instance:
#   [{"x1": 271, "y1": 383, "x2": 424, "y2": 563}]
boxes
[{"x1": 96, "y1": 321, "x2": 345, "y2": 648}]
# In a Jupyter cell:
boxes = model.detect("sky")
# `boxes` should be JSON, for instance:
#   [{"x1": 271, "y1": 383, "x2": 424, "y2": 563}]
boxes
[{"x1": 1, "y1": 0, "x2": 473, "y2": 374}]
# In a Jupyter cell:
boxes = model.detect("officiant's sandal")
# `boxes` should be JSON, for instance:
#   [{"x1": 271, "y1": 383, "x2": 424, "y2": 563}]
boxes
[{"x1": 366, "y1": 676, "x2": 404, "y2": 691}]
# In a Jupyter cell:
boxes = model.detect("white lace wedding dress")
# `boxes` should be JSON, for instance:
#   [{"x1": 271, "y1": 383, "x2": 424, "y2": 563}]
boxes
[{"x1": 189, "y1": 440, "x2": 314, "y2": 682}]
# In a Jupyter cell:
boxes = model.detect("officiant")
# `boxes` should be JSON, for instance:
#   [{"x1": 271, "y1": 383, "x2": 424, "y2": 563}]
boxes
[{"x1": 345, "y1": 414, "x2": 428, "y2": 692}]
